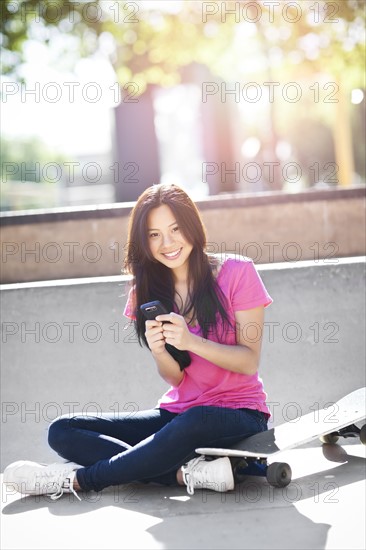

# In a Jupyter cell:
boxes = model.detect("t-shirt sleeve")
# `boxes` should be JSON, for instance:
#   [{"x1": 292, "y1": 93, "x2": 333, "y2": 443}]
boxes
[
  {"x1": 230, "y1": 258, "x2": 273, "y2": 311},
  {"x1": 123, "y1": 286, "x2": 137, "y2": 320}
]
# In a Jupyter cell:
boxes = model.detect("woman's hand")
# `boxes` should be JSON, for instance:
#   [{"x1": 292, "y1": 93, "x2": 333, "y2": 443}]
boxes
[
  {"x1": 145, "y1": 320, "x2": 166, "y2": 355},
  {"x1": 156, "y1": 312, "x2": 193, "y2": 350},
  {"x1": 145, "y1": 317, "x2": 185, "y2": 387}
]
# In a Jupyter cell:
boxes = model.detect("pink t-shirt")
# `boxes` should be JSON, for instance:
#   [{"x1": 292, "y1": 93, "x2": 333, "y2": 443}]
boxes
[{"x1": 123, "y1": 256, "x2": 272, "y2": 415}]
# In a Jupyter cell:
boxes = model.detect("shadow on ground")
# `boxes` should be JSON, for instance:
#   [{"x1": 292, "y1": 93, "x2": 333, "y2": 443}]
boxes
[{"x1": 2, "y1": 443, "x2": 365, "y2": 550}]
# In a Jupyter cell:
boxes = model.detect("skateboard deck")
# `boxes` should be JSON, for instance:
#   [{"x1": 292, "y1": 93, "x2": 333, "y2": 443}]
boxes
[{"x1": 196, "y1": 387, "x2": 366, "y2": 487}]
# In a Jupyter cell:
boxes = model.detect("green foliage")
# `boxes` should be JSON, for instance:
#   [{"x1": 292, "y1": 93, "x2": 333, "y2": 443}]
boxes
[
  {"x1": 1, "y1": 0, "x2": 365, "y2": 92},
  {"x1": 0, "y1": 134, "x2": 67, "y2": 182},
  {"x1": 0, "y1": 134, "x2": 69, "y2": 209},
  {"x1": 1, "y1": 0, "x2": 102, "y2": 78}
]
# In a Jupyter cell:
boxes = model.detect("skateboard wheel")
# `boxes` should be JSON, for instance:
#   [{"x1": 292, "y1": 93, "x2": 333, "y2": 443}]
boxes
[
  {"x1": 266, "y1": 462, "x2": 292, "y2": 488},
  {"x1": 360, "y1": 424, "x2": 366, "y2": 445},
  {"x1": 320, "y1": 433, "x2": 339, "y2": 444}
]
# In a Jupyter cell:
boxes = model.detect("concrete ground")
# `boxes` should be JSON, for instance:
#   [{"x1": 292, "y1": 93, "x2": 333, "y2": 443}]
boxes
[
  {"x1": 1, "y1": 258, "x2": 365, "y2": 549},
  {"x1": 1, "y1": 441, "x2": 365, "y2": 550}
]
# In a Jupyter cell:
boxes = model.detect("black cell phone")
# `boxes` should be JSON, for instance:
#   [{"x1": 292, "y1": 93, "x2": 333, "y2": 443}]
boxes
[
  {"x1": 140, "y1": 300, "x2": 191, "y2": 371},
  {"x1": 140, "y1": 300, "x2": 170, "y2": 321}
]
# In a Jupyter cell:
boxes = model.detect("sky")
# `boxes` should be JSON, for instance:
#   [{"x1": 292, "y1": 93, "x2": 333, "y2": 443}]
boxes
[{"x1": 2, "y1": 53, "x2": 116, "y2": 156}]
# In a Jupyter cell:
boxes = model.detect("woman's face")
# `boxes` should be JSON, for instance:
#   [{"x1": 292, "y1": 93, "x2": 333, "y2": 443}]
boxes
[{"x1": 147, "y1": 204, "x2": 193, "y2": 275}]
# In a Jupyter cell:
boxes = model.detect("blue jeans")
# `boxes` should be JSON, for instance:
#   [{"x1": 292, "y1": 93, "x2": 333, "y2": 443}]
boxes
[{"x1": 48, "y1": 406, "x2": 268, "y2": 492}]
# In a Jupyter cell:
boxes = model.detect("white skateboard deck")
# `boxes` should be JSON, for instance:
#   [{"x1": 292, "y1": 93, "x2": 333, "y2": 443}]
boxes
[{"x1": 196, "y1": 387, "x2": 366, "y2": 459}]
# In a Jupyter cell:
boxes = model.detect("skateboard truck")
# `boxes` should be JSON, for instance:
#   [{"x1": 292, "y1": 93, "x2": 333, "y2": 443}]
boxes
[
  {"x1": 230, "y1": 456, "x2": 292, "y2": 488},
  {"x1": 320, "y1": 423, "x2": 366, "y2": 445}
]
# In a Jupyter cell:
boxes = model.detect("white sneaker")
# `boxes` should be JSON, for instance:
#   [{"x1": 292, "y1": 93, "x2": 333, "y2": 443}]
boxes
[
  {"x1": 3, "y1": 461, "x2": 82, "y2": 501},
  {"x1": 181, "y1": 456, "x2": 234, "y2": 495}
]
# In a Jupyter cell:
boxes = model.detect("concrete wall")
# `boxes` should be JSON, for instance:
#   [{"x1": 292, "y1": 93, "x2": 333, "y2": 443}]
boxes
[
  {"x1": 1, "y1": 258, "x2": 365, "y2": 469},
  {"x1": 1, "y1": 187, "x2": 365, "y2": 283}
]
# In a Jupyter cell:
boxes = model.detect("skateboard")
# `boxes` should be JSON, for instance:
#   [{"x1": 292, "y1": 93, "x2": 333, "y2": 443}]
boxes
[{"x1": 196, "y1": 387, "x2": 366, "y2": 488}]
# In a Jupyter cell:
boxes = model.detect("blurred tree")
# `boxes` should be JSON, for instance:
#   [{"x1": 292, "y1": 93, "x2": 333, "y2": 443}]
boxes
[
  {"x1": 0, "y1": 135, "x2": 66, "y2": 182},
  {"x1": 1, "y1": 0, "x2": 365, "y2": 191},
  {"x1": 0, "y1": 135, "x2": 68, "y2": 209},
  {"x1": 2, "y1": 1, "x2": 364, "y2": 89},
  {"x1": 1, "y1": 0, "x2": 103, "y2": 79},
  {"x1": 288, "y1": 119, "x2": 336, "y2": 187},
  {"x1": 351, "y1": 99, "x2": 366, "y2": 181}
]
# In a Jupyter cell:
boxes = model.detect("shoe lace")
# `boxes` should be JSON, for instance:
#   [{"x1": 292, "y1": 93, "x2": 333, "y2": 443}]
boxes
[
  {"x1": 182, "y1": 456, "x2": 206, "y2": 496},
  {"x1": 35, "y1": 466, "x2": 81, "y2": 502},
  {"x1": 51, "y1": 475, "x2": 81, "y2": 502}
]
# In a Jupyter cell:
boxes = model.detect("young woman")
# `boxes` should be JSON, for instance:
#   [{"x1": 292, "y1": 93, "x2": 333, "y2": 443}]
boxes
[{"x1": 4, "y1": 183, "x2": 272, "y2": 500}]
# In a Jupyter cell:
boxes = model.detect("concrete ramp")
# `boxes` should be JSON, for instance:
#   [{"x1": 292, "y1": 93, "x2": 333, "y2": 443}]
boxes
[{"x1": 1, "y1": 258, "x2": 365, "y2": 550}]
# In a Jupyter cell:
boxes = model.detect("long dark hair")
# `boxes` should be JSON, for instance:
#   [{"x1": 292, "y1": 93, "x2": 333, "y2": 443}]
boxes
[{"x1": 124, "y1": 183, "x2": 233, "y2": 347}]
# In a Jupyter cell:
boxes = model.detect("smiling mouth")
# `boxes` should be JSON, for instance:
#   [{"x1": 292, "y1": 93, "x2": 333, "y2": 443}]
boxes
[{"x1": 162, "y1": 248, "x2": 182, "y2": 260}]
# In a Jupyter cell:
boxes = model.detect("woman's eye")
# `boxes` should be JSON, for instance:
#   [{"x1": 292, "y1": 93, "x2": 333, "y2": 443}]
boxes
[
  {"x1": 149, "y1": 232, "x2": 159, "y2": 238},
  {"x1": 172, "y1": 226, "x2": 179, "y2": 232}
]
